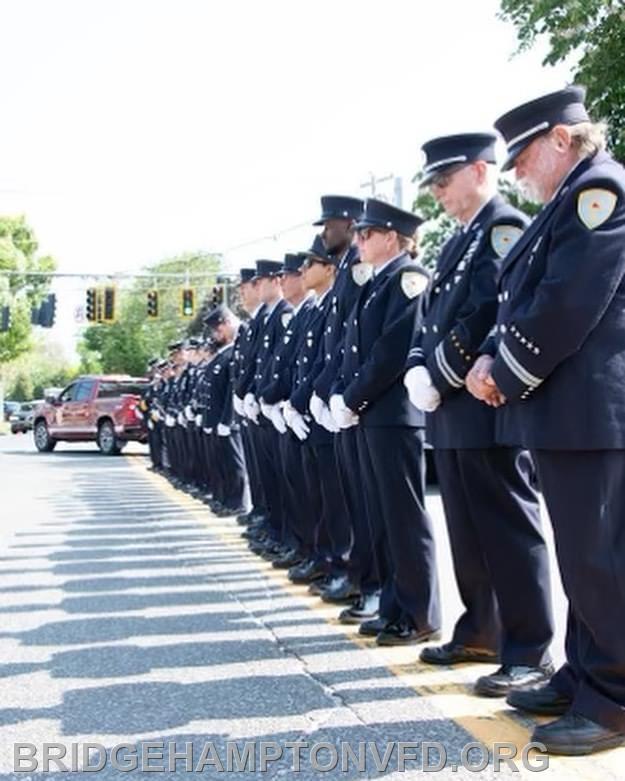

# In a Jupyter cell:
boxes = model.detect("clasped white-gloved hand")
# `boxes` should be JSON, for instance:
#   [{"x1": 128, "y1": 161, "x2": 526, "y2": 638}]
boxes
[
  {"x1": 233, "y1": 394, "x2": 245, "y2": 416},
  {"x1": 243, "y1": 393, "x2": 260, "y2": 424},
  {"x1": 329, "y1": 394, "x2": 359, "y2": 429},
  {"x1": 319, "y1": 406, "x2": 340, "y2": 433},
  {"x1": 270, "y1": 403, "x2": 287, "y2": 434},
  {"x1": 195, "y1": 414, "x2": 203, "y2": 427},
  {"x1": 185, "y1": 404, "x2": 194, "y2": 421},
  {"x1": 309, "y1": 392, "x2": 325, "y2": 425},
  {"x1": 290, "y1": 413, "x2": 310, "y2": 441},
  {"x1": 283, "y1": 401, "x2": 310, "y2": 441},
  {"x1": 404, "y1": 366, "x2": 442, "y2": 412},
  {"x1": 216, "y1": 423, "x2": 231, "y2": 436},
  {"x1": 260, "y1": 400, "x2": 274, "y2": 422}
]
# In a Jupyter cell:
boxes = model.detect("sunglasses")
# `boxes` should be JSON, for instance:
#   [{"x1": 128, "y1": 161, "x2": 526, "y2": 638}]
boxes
[{"x1": 355, "y1": 227, "x2": 388, "y2": 242}]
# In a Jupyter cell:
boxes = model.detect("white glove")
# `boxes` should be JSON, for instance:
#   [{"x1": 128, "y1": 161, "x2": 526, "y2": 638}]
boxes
[
  {"x1": 165, "y1": 414, "x2": 175, "y2": 427},
  {"x1": 233, "y1": 394, "x2": 245, "y2": 416},
  {"x1": 151, "y1": 410, "x2": 160, "y2": 422},
  {"x1": 244, "y1": 393, "x2": 260, "y2": 424},
  {"x1": 404, "y1": 366, "x2": 442, "y2": 412},
  {"x1": 195, "y1": 414, "x2": 202, "y2": 427},
  {"x1": 290, "y1": 412, "x2": 310, "y2": 442},
  {"x1": 147, "y1": 419, "x2": 154, "y2": 430},
  {"x1": 319, "y1": 405, "x2": 340, "y2": 433},
  {"x1": 185, "y1": 404, "x2": 195, "y2": 421},
  {"x1": 282, "y1": 401, "x2": 297, "y2": 429},
  {"x1": 217, "y1": 423, "x2": 231, "y2": 436},
  {"x1": 329, "y1": 394, "x2": 359, "y2": 429},
  {"x1": 260, "y1": 400, "x2": 274, "y2": 422},
  {"x1": 270, "y1": 404, "x2": 287, "y2": 434},
  {"x1": 309, "y1": 392, "x2": 325, "y2": 424}
]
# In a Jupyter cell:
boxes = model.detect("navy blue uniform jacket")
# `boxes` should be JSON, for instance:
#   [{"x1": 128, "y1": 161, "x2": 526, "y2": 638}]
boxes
[
  {"x1": 489, "y1": 151, "x2": 625, "y2": 449},
  {"x1": 409, "y1": 195, "x2": 529, "y2": 448},
  {"x1": 336, "y1": 252, "x2": 428, "y2": 427}
]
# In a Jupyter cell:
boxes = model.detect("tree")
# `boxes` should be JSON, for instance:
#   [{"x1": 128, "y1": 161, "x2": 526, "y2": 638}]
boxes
[
  {"x1": 3, "y1": 337, "x2": 77, "y2": 400},
  {"x1": 500, "y1": 0, "x2": 625, "y2": 161},
  {"x1": 0, "y1": 216, "x2": 57, "y2": 415},
  {"x1": 77, "y1": 251, "x2": 222, "y2": 376}
]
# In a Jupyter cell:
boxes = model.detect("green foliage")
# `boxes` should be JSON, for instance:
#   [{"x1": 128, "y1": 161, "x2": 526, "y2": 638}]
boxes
[
  {"x1": 500, "y1": 0, "x2": 625, "y2": 161},
  {"x1": 3, "y1": 338, "x2": 77, "y2": 400},
  {"x1": 0, "y1": 215, "x2": 57, "y2": 364},
  {"x1": 414, "y1": 187, "x2": 457, "y2": 271},
  {"x1": 77, "y1": 251, "x2": 222, "y2": 375}
]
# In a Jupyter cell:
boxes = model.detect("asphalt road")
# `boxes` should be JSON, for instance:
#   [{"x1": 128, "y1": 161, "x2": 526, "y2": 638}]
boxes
[{"x1": 0, "y1": 433, "x2": 623, "y2": 779}]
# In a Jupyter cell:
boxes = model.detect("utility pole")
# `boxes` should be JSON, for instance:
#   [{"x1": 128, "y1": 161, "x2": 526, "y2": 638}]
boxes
[{"x1": 360, "y1": 172, "x2": 404, "y2": 207}]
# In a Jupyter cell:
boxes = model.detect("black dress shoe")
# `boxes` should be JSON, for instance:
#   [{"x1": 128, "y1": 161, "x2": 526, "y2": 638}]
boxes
[
  {"x1": 272, "y1": 549, "x2": 303, "y2": 569},
  {"x1": 339, "y1": 593, "x2": 380, "y2": 624},
  {"x1": 288, "y1": 559, "x2": 328, "y2": 585},
  {"x1": 506, "y1": 681, "x2": 572, "y2": 715},
  {"x1": 359, "y1": 617, "x2": 388, "y2": 636},
  {"x1": 308, "y1": 575, "x2": 333, "y2": 595},
  {"x1": 532, "y1": 712, "x2": 625, "y2": 755},
  {"x1": 376, "y1": 623, "x2": 442, "y2": 647},
  {"x1": 320, "y1": 575, "x2": 360, "y2": 604},
  {"x1": 474, "y1": 663, "x2": 555, "y2": 698},
  {"x1": 420, "y1": 642, "x2": 499, "y2": 666},
  {"x1": 216, "y1": 505, "x2": 248, "y2": 518}
]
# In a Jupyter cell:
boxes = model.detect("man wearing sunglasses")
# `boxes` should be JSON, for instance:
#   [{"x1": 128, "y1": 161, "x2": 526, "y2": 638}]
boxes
[
  {"x1": 404, "y1": 133, "x2": 554, "y2": 697},
  {"x1": 330, "y1": 198, "x2": 441, "y2": 646}
]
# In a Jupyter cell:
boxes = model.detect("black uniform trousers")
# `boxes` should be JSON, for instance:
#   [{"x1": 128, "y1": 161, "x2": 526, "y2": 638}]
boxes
[
  {"x1": 301, "y1": 441, "x2": 351, "y2": 575},
  {"x1": 278, "y1": 432, "x2": 314, "y2": 551},
  {"x1": 241, "y1": 421, "x2": 268, "y2": 517},
  {"x1": 214, "y1": 430, "x2": 249, "y2": 511},
  {"x1": 147, "y1": 422, "x2": 162, "y2": 468},
  {"x1": 256, "y1": 423, "x2": 287, "y2": 539},
  {"x1": 336, "y1": 427, "x2": 380, "y2": 594},
  {"x1": 359, "y1": 426, "x2": 441, "y2": 633},
  {"x1": 434, "y1": 447, "x2": 553, "y2": 665},
  {"x1": 534, "y1": 449, "x2": 625, "y2": 733},
  {"x1": 200, "y1": 429, "x2": 215, "y2": 494}
]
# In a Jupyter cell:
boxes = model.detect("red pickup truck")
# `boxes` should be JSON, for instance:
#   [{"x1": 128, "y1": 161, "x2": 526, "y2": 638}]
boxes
[{"x1": 33, "y1": 375, "x2": 149, "y2": 455}]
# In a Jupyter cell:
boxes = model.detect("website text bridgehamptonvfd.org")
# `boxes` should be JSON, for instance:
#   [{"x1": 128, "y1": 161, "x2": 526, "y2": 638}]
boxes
[{"x1": 14, "y1": 740, "x2": 550, "y2": 773}]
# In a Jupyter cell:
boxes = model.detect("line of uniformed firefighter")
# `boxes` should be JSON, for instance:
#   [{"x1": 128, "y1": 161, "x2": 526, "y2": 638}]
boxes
[{"x1": 139, "y1": 86, "x2": 625, "y2": 757}]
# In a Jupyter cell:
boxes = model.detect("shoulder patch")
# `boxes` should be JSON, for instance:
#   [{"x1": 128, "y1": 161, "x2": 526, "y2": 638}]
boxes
[
  {"x1": 281, "y1": 312, "x2": 293, "y2": 328},
  {"x1": 577, "y1": 188, "x2": 618, "y2": 230},
  {"x1": 400, "y1": 271, "x2": 428, "y2": 299},
  {"x1": 491, "y1": 225, "x2": 523, "y2": 258},
  {"x1": 351, "y1": 262, "x2": 373, "y2": 286}
]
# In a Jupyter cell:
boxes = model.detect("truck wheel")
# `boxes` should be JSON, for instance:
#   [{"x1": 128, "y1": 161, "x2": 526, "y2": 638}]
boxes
[
  {"x1": 34, "y1": 421, "x2": 57, "y2": 452},
  {"x1": 97, "y1": 420, "x2": 122, "y2": 455}
]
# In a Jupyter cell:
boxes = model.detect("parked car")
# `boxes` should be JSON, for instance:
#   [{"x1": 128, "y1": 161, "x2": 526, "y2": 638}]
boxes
[
  {"x1": 33, "y1": 375, "x2": 149, "y2": 455},
  {"x1": 3, "y1": 401, "x2": 20, "y2": 422},
  {"x1": 9, "y1": 400, "x2": 43, "y2": 434}
]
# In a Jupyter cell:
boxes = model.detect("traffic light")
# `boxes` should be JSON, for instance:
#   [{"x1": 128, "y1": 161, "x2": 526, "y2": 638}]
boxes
[
  {"x1": 210, "y1": 285, "x2": 224, "y2": 307},
  {"x1": 86, "y1": 288, "x2": 98, "y2": 322},
  {"x1": 147, "y1": 290, "x2": 159, "y2": 318},
  {"x1": 181, "y1": 288, "x2": 195, "y2": 318},
  {"x1": 0, "y1": 306, "x2": 11, "y2": 333},
  {"x1": 103, "y1": 286, "x2": 116, "y2": 323},
  {"x1": 38, "y1": 294, "x2": 57, "y2": 328}
]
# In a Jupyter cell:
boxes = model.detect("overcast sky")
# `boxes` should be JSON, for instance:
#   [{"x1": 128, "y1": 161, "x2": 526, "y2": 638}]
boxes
[{"x1": 0, "y1": 0, "x2": 570, "y2": 352}]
